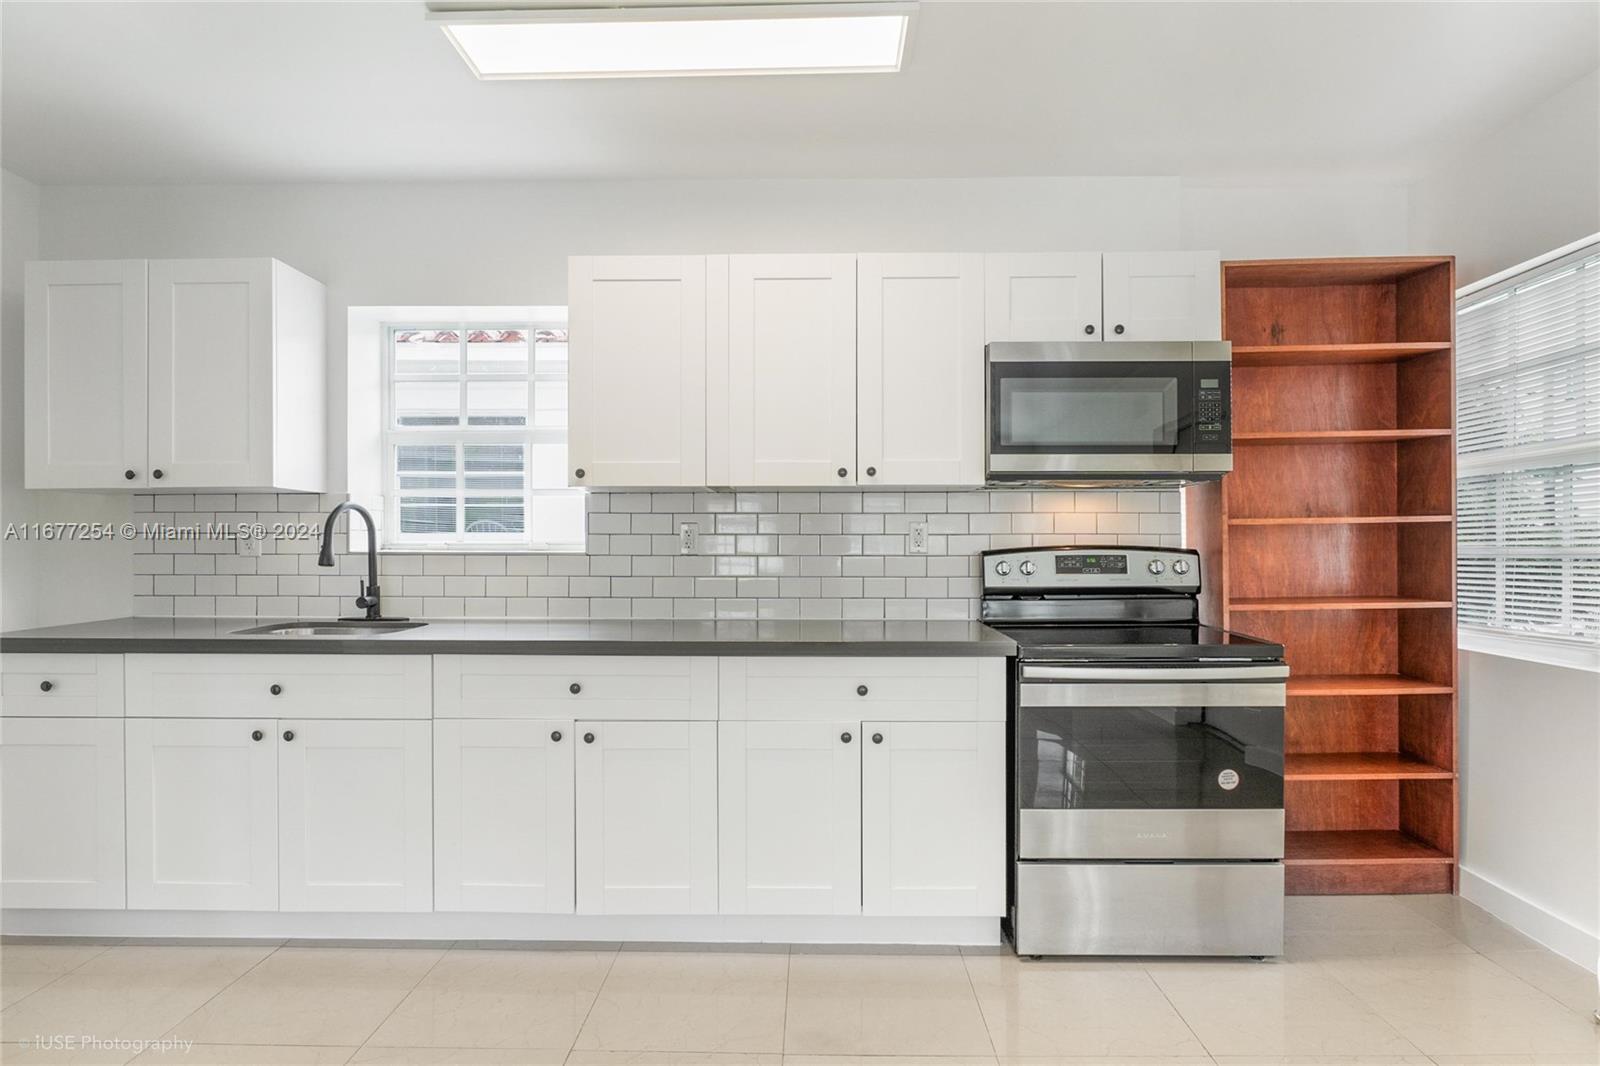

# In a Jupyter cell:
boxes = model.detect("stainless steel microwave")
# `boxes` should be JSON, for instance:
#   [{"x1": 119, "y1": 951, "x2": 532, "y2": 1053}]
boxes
[{"x1": 985, "y1": 341, "x2": 1232, "y2": 484}]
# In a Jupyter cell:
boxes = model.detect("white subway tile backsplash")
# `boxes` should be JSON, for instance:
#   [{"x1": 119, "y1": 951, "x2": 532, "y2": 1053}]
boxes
[{"x1": 129, "y1": 487, "x2": 1177, "y2": 621}]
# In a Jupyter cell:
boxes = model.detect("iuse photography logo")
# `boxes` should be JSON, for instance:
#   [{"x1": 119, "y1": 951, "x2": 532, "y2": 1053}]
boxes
[{"x1": 17, "y1": 1035, "x2": 193, "y2": 1055}]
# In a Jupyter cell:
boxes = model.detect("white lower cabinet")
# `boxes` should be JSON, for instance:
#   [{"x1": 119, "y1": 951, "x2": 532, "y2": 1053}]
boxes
[
  {"x1": 126, "y1": 718, "x2": 431, "y2": 912},
  {"x1": 718, "y1": 720, "x2": 861, "y2": 915},
  {"x1": 126, "y1": 717, "x2": 278, "y2": 911},
  {"x1": 278, "y1": 719, "x2": 433, "y2": 913},
  {"x1": 576, "y1": 719, "x2": 718, "y2": 915},
  {"x1": 0, "y1": 718, "x2": 126, "y2": 908},
  {"x1": 862, "y1": 720, "x2": 1006, "y2": 917},
  {"x1": 434, "y1": 719, "x2": 575, "y2": 913}
]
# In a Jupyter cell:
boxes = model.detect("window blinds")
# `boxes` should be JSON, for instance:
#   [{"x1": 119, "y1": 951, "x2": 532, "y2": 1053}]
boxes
[{"x1": 1456, "y1": 244, "x2": 1600, "y2": 645}]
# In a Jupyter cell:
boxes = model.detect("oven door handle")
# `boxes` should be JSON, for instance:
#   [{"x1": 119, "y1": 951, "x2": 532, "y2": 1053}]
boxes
[
  {"x1": 1019, "y1": 664, "x2": 1288, "y2": 682},
  {"x1": 1020, "y1": 681, "x2": 1286, "y2": 708}
]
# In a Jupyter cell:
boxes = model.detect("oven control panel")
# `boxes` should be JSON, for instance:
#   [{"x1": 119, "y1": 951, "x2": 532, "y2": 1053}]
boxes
[{"x1": 984, "y1": 546, "x2": 1199, "y2": 593}]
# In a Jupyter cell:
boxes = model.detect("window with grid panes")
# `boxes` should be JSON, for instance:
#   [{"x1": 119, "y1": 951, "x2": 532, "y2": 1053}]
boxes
[
  {"x1": 1456, "y1": 240, "x2": 1600, "y2": 650},
  {"x1": 384, "y1": 322, "x2": 584, "y2": 551}
]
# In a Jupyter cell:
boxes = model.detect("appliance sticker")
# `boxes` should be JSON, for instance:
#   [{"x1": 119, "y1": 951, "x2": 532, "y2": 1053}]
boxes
[{"x1": 1217, "y1": 769, "x2": 1240, "y2": 791}]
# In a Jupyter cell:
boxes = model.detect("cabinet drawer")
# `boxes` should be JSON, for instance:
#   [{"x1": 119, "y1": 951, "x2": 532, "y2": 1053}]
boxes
[
  {"x1": 125, "y1": 654, "x2": 431, "y2": 719},
  {"x1": 719, "y1": 657, "x2": 1004, "y2": 722},
  {"x1": 433, "y1": 655, "x2": 717, "y2": 720},
  {"x1": 1, "y1": 654, "x2": 123, "y2": 717}
]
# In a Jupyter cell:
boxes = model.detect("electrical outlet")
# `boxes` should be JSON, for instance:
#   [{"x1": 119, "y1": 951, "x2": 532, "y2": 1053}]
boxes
[
  {"x1": 239, "y1": 531, "x2": 264, "y2": 558},
  {"x1": 908, "y1": 521, "x2": 929, "y2": 554},
  {"x1": 679, "y1": 521, "x2": 699, "y2": 555}
]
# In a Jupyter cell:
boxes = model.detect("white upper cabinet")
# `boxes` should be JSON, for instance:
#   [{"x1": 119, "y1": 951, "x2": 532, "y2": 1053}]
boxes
[
  {"x1": 984, "y1": 253, "x2": 1104, "y2": 342},
  {"x1": 718, "y1": 719, "x2": 861, "y2": 915},
  {"x1": 1102, "y1": 251, "x2": 1222, "y2": 341},
  {"x1": 710, "y1": 254, "x2": 857, "y2": 486},
  {"x1": 0, "y1": 717, "x2": 126, "y2": 909},
  {"x1": 24, "y1": 260, "x2": 149, "y2": 488},
  {"x1": 568, "y1": 255, "x2": 707, "y2": 488},
  {"x1": 26, "y1": 257, "x2": 326, "y2": 492},
  {"x1": 857, "y1": 254, "x2": 985, "y2": 487}
]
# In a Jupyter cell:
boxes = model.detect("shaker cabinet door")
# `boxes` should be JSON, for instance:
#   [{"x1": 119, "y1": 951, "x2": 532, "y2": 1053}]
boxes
[
  {"x1": 568, "y1": 255, "x2": 708, "y2": 487},
  {"x1": 712, "y1": 254, "x2": 857, "y2": 486},
  {"x1": 862, "y1": 720, "x2": 1005, "y2": 917},
  {"x1": 1102, "y1": 251, "x2": 1222, "y2": 341},
  {"x1": 0, "y1": 718, "x2": 126, "y2": 909},
  {"x1": 984, "y1": 252, "x2": 1102, "y2": 342},
  {"x1": 718, "y1": 720, "x2": 861, "y2": 915},
  {"x1": 277, "y1": 719, "x2": 433, "y2": 913},
  {"x1": 24, "y1": 259, "x2": 148, "y2": 488},
  {"x1": 434, "y1": 718, "x2": 575, "y2": 913},
  {"x1": 147, "y1": 258, "x2": 276, "y2": 488},
  {"x1": 576, "y1": 719, "x2": 717, "y2": 914},
  {"x1": 126, "y1": 717, "x2": 278, "y2": 911},
  {"x1": 858, "y1": 253, "x2": 985, "y2": 486}
]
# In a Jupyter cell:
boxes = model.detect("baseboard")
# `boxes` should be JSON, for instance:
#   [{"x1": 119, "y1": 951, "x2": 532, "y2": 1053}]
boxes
[
  {"x1": 1459, "y1": 865, "x2": 1599, "y2": 972},
  {"x1": 2, "y1": 909, "x2": 1002, "y2": 946}
]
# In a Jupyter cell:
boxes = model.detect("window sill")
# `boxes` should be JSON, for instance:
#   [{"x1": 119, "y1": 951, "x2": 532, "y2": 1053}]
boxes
[{"x1": 1459, "y1": 627, "x2": 1600, "y2": 673}]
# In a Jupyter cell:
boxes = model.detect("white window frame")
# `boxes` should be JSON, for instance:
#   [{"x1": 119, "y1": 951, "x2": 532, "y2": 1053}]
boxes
[
  {"x1": 380, "y1": 317, "x2": 583, "y2": 553},
  {"x1": 1456, "y1": 234, "x2": 1600, "y2": 672}
]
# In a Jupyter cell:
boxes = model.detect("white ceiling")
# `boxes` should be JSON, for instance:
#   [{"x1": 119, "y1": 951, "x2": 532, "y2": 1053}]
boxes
[{"x1": 2, "y1": 0, "x2": 1595, "y2": 185}]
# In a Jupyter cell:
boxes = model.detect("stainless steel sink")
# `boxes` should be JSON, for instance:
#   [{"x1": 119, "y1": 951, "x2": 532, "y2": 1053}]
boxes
[{"x1": 234, "y1": 620, "x2": 428, "y2": 637}]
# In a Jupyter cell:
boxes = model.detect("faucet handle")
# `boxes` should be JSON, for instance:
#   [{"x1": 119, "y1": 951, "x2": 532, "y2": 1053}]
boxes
[{"x1": 355, "y1": 581, "x2": 378, "y2": 610}]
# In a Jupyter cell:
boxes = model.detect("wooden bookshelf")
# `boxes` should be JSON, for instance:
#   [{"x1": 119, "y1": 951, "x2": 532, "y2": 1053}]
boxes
[{"x1": 1187, "y1": 256, "x2": 1458, "y2": 896}]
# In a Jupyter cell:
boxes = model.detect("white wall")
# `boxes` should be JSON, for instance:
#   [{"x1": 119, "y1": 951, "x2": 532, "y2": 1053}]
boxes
[
  {"x1": 1410, "y1": 68, "x2": 1600, "y2": 285},
  {"x1": 1407, "y1": 66, "x2": 1600, "y2": 968},
  {"x1": 0, "y1": 169, "x2": 131, "y2": 630}
]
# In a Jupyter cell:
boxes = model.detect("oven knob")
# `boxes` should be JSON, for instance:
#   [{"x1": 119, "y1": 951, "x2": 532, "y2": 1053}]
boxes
[
  {"x1": 1147, "y1": 559, "x2": 1166, "y2": 575},
  {"x1": 994, "y1": 560, "x2": 1011, "y2": 577},
  {"x1": 1173, "y1": 559, "x2": 1191, "y2": 575},
  {"x1": 1019, "y1": 560, "x2": 1037, "y2": 576}
]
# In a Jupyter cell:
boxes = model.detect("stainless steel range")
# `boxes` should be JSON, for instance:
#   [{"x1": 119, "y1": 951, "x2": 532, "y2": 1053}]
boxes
[{"x1": 981, "y1": 545, "x2": 1287, "y2": 958}]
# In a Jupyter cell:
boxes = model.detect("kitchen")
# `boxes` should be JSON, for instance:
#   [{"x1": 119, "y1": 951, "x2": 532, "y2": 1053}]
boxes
[{"x1": 0, "y1": 2, "x2": 1597, "y2": 1063}]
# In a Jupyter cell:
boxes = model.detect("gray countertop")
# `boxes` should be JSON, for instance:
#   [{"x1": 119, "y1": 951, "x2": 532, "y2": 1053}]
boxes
[{"x1": 0, "y1": 617, "x2": 1017, "y2": 657}]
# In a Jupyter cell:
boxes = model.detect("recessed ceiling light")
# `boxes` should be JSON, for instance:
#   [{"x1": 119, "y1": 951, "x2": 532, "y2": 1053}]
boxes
[{"x1": 430, "y1": 3, "x2": 915, "y2": 80}]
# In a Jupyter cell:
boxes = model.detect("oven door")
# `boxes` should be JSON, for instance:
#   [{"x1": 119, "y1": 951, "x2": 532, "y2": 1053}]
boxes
[
  {"x1": 1015, "y1": 663, "x2": 1286, "y2": 860},
  {"x1": 987, "y1": 343, "x2": 1197, "y2": 476}
]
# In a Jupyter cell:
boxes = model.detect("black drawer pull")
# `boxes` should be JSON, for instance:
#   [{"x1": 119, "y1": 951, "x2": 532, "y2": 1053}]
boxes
[
  {"x1": 569, "y1": 682, "x2": 582, "y2": 695},
  {"x1": 856, "y1": 684, "x2": 869, "y2": 696},
  {"x1": 282, "y1": 730, "x2": 295, "y2": 742},
  {"x1": 583, "y1": 732, "x2": 595, "y2": 744},
  {"x1": 551, "y1": 730, "x2": 563, "y2": 742},
  {"x1": 38, "y1": 680, "x2": 53, "y2": 693},
  {"x1": 251, "y1": 730, "x2": 264, "y2": 742},
  {"x1": 872, "y1": 732, "x2": 884, "y2": 744},
  {"x1": 841, "y1": 732, "x2": 852, "y2": 744},
  {"x1": 269, "y1": 683, "x2": 283, "y2": 696}
]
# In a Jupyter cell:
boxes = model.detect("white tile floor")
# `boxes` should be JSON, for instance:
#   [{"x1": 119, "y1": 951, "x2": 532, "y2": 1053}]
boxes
[{"x1": 0, "y1": 896, "x2": 1594, "y2": 1065}]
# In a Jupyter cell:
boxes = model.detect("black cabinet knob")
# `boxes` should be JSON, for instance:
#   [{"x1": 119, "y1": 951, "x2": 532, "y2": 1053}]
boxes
[
  {"x1": 124, "y1": 469, "x2": 136, "y2": 480},
  {"x1": 269, "y1": 683, "x2": 282, "y2": 696},
  {"x1": 38, "y1": 680, "x2": 53, "y2": 693},
  {"x1": 872, "y1": 732, "x2": 884, "y2": 744},
  {"x1": 1084, "y1": 324, "x2": 1095, "y2": 336},
  {"x1": 152, "y1": 469, "x2": 164, "y2": 479},
  {"x1": 1113, "y1": 324, "x2": 1125, "y2": 335},
  {"x1": 841, "y1": 732, "x2": 853, "y2": 744},
  {"x1": 251, "y1": 730, "x2": 264, "y2": 742},
  {"x1": 282, "y1": 730, "x2": 295, "y2": 742},
  {"x1": 569, "y1": 682, "x2": 582, "y2": 694},
  {"x1": 856, "y1": 684, "x2": 869, "y2": 696},
  {"x1": 574, "y1": 468, "x2": 585, "y2": 479},
  {"x1": 583, "y1": 732, "x2": 595, "y2": 744},
  {"x1": 837, "y1": 467, "x2": 848, "y2": 478},
  {"x1": 550, "y1": 730, "x2": 563, "y2": 743},
  {"x1": 866, "y1": 466, "x2": 877, "y2": 477}
]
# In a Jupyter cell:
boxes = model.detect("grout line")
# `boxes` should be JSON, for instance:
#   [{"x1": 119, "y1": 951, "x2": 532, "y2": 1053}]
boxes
[
  {"x1": 956, "y1": 949, "x2": 1000, "y2": 1063},
  {"x1": 347, "y1": 939, "x2": 457, "y2": 1057},
  {"x1": 560, "y1": 939, "x2": 622, "y2": 1064},
  {"x1": 780, "y1": 946, "x2": 793, "y2": 1057},
  {"x1": 150, "y1": 938, "x2": 293, "y2": 1044},
  {"x1": 1141, "y1": 960, "x2": 1216, "y2": 1062}
]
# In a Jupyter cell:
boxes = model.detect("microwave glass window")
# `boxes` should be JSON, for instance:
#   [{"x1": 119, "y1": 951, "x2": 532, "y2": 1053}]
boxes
[{"x1": 998, "y1": 376, "x2": 1180, "y2": 449}]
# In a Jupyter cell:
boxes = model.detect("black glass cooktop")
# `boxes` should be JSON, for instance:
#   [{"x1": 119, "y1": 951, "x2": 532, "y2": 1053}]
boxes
[{"x1": 993, "y1": 623, "x2": 1284, "y2": 662}]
